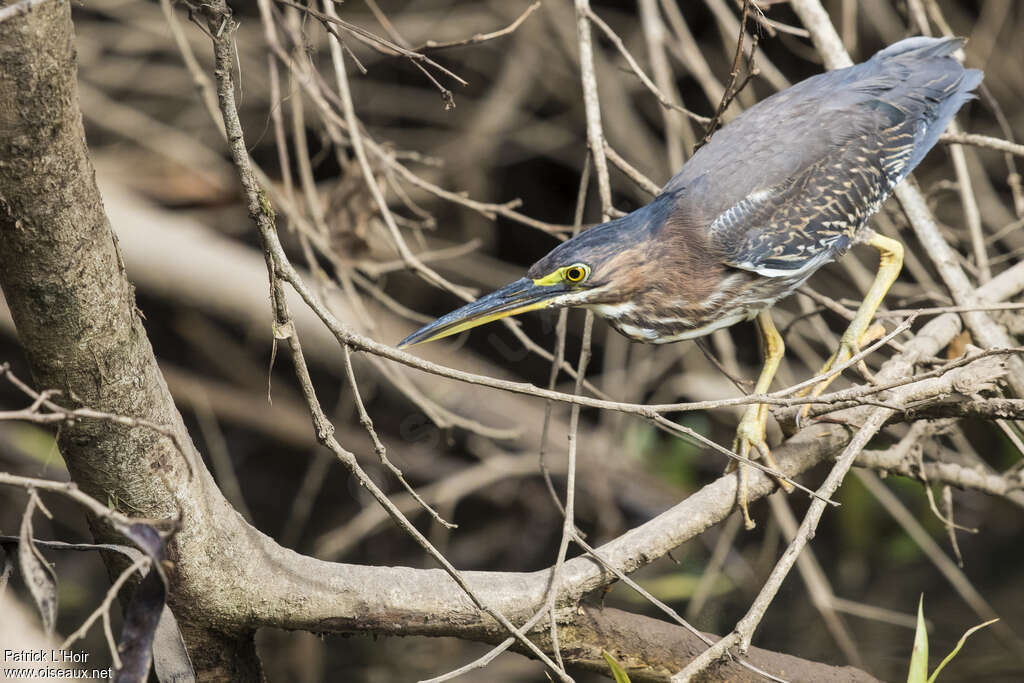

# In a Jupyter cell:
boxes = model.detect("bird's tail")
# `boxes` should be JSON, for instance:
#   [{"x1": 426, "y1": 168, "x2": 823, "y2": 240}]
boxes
[
  {"x1": 872, "y1": 35, "x2": 966, "y2": 60},
  {"x1": 873, "y1": 37, "x2": 984, "y2": 177}
]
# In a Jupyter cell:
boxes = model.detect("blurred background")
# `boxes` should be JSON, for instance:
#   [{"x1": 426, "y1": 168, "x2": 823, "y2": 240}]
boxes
[{"x1": 1, "y1": 0, "x2": 1022, "y2": 680}]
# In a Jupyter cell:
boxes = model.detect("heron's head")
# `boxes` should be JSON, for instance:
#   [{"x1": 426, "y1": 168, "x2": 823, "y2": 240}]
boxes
[{"x1": 396, "y1": 195, "x2": 677, "y2": 348}]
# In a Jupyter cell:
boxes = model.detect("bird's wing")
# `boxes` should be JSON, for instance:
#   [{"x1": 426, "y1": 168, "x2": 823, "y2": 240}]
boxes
[{"x1": 664, "y1": 37, "x2": 981, "y2": 277}]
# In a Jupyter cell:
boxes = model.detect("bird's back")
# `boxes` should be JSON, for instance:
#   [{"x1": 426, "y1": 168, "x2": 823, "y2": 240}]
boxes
[{"x1": 664, "y1": 37, "x2": 982, "y2": 277}]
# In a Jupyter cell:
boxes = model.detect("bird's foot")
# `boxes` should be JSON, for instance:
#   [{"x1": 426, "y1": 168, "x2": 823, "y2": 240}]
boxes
[
  {"x1": 731, "y1": 403, "x2": 793, "y2": 530},
  {"x1": 796, "y1": 323, "x2": 886, "y2": 425}
]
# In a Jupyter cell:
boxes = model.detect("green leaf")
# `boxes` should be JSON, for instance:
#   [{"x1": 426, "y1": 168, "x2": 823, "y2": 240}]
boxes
[
  {"x1": 907, "y1": 595, "x2": 929, "y2": 683},
  {"x1": 602, "y1": 651, "x2": 631, "y2": 683},
  {"x1": 927, "y1": 617, "x2": 999, "y2": 683}
]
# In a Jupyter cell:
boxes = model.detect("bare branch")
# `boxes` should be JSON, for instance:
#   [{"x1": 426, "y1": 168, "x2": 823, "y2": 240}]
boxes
[
  {"x1": 940, "y1": 132, "x2": 1024, "y2": 158},
  {"x1": 415, "y1": 2, "x2": 541, "y2": 51}
]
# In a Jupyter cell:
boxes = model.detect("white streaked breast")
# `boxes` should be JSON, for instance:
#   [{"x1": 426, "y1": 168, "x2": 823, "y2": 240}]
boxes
[
  {"x1": 589, "y1": 302, "x2": 638, "y2": 318},
  {"x1": 616, "y1": 322, "x2": 660, "y2": 341},
  {"x1": 647, "y1": 310, "x2": 751, "y2": 344}
]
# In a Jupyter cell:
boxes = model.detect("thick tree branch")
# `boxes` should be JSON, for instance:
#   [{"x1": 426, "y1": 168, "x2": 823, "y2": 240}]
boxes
[
  {"x1": 521, "y1": 606, "x2": 878, "y2": 682},
  {"x1": 856, "y1": 450, "x2": 1024, "y2": 507},
  {"x1": 897, "y1": 397, "x2": 1024, "y2": 422},
  {"x1": 0, "y1": 3, "x2": 264, "y2": 677}
]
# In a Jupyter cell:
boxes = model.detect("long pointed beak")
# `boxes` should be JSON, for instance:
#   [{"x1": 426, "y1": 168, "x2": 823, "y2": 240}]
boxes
[{"x1": 398, "y1": 278, "x2": 565, "y2": 348}]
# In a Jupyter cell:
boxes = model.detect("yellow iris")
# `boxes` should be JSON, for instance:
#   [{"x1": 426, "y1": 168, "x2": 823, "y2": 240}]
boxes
[{"x1": 533, "y1": 263, "x2": 590, "y2": 287}]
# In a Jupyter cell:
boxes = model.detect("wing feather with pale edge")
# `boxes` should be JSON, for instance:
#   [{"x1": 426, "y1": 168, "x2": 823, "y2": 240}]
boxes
[{"x1": 664, "y1": 37, "x2": 981, "y2": 278}]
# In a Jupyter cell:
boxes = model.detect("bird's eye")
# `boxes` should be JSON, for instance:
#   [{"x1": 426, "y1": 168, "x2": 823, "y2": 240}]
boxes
[{"x1": 564, "y1": 264, "x2": 589, "y2": 283}]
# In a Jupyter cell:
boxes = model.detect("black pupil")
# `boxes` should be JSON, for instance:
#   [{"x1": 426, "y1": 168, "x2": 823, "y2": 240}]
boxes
[{"x1": 568, "y1": 268, "x2": 582, "y2": 281}]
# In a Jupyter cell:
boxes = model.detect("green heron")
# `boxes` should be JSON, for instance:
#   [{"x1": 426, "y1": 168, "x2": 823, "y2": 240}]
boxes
[{"x1": 399, "y1": 37, "x2": 982, "y2": 528}]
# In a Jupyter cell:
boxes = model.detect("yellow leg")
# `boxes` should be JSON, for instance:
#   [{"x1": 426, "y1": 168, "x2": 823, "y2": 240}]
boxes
[
  {"x1": 798, "y1": 232, "x2": 904, "y2": 421},
  {"x1": 732, "y1": 310, "x2": 791, "y2": 530}
]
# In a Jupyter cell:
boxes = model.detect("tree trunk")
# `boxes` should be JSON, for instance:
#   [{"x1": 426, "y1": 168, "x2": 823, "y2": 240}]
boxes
[{"x1": 0, "y1": 3, "x2": 261, "y2": 679}]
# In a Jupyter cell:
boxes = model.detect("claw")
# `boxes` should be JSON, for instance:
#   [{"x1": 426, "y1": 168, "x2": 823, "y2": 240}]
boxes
[
  {"x1": 731, "y1": 312, "x2": 791, "y2": 530},
  {"x1": 732, "y1": 404, "x2": 763, "y2": 529},
  {"x1": 732, "y1": 403, "x2": 791, "y2": 530}
]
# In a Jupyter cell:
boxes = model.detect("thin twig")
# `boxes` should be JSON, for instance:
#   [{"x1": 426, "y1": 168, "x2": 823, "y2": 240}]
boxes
[
  {"x1": 416, "y1": 1, "x2": 541, "y2": 51},
  {"x1": 672, "y1": 408, "x2": 892, "y2": 681},
  {"x1": 59, "y1": 555, "x2": 151, "y2": 667},
  {"x1": 0, "y1": 364, "x2": 197, "y2": 478},
  {"x1": 698, "y1": 0, "x2": 752, "y2": 146},
  {"x1": 274, "y1": 0, "x2": 467, "y2": 86},
  {"x1": 584, "y1": 7, "x2": 711, "y2": 125},
  {"x1": 545, "y1": 313, "x2": 593, "y2": 668},
  {"x1": 341, "y1": 343, "x2": 455, "y2": 529}
]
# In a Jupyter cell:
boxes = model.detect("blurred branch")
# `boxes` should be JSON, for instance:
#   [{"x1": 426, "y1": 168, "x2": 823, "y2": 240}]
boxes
[
  {"x1": 947, "y1": 122, "x2": 990, "y2": 282},
  {"x1": 941, "y1": 132, "x2": 1024, "y2": 158},
  {"x1": 854, "y1": 469, "x2": 1024, "y2": 654},
  {"x1": 768, "y1": 493, "x2": 864, "y2": 668},
  {"x1": 584, "y1": 6, "x2": 712, "y2": 125},
  {"x1": 856, "y1": 449, "x2": 1024, "y2": 506},
  {"x1": 572, "y1": 0, "x2": 612, "y2": 221}
]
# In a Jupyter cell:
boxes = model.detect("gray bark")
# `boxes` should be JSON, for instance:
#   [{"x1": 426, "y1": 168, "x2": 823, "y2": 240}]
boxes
[{"x1": 0, "y1": 2, "x2": 262, "y2": 678}]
